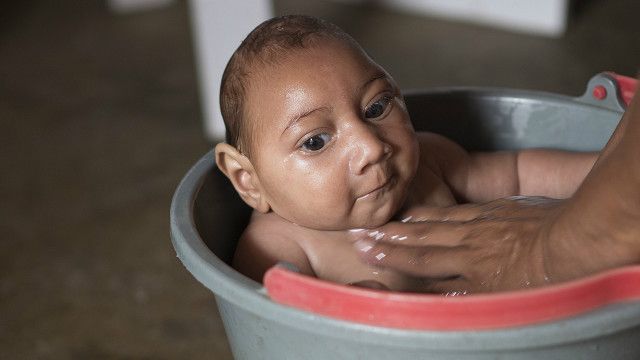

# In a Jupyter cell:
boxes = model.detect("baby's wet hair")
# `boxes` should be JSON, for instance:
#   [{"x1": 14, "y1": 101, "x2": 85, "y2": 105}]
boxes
[{"x1": 219, "y1": 15, "x2": 357, "y2": 157}]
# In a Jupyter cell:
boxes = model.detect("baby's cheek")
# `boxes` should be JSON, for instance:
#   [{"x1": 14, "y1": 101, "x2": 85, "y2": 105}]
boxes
[{"x1": 306, "y1": 175, "x2": 352, "y2": 218}]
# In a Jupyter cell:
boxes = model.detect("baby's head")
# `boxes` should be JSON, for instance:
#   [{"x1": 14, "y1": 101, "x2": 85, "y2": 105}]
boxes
[{"x1": 215, "y1": 15, "x2": 419, "y2": 230}]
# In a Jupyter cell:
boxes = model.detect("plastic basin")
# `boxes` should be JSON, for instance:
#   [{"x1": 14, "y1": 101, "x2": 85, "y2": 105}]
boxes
[{"x1": 170, "y1": 73, "x2": 640, "y2": 359}]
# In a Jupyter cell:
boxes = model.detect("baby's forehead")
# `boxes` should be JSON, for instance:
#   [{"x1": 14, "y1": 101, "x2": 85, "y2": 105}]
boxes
[
  {"x1": 240, "y1": 38, "x2": 378, "y2": 146},
  {"x1": 245, "y1": 46, "x2": 359, "y2": 107},
  {"x1": 249, "y1": 39, "x2": 370, "y2": 88}
]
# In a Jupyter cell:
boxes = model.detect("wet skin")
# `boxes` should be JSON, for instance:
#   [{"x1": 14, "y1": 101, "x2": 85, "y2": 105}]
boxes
[
  {"x1": 352, "y1": 78, "x2": 640, "y2": 293},
  {"x1": 216, "y1": 38, "x2": 598, "y2": 291},
  {"x1": 220, "y1": 39, "x2": 434, "y2": 288},
  {"x1": 244, "y1": 40, "x2": 421, "y2": 231}
]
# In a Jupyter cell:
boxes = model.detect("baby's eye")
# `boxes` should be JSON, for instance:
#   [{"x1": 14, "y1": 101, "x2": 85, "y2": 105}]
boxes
[
  {"x1": 364, "y1": 94, "x2": 393, "y2": 120},
  {"x1": 301, "y1": 133, "x2": 331, "y2": 152}
]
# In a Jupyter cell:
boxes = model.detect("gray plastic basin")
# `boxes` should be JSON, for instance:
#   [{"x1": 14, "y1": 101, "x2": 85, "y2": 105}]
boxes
[{"x1": 170, "y1": 74, "x2": 640, "y2": 359}]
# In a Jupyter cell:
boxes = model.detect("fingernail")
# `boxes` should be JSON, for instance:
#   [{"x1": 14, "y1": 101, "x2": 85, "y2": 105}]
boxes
[{"x1": 354, "y1": 239, "x2": 374, "y2": 253}]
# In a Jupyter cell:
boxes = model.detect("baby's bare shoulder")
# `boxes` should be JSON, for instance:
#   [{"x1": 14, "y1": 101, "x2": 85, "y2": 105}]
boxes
[
  {"x1": 416, "y1": 131, "x2": 470, "y2": 174},
  {"x1": 233, "y1": 211, "x2": 314, "y2": 282},
  {"x1": 405, "y1": 132, "x2": 465, "y2": 207}
]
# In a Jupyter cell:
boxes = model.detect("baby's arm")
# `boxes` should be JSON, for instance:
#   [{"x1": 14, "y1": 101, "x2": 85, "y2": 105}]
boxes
[
  {"x1": 513, "y1": 149, "x2": 596, "y2": 198},
  {"x1": 233, "y1": 212, "x2": 315, "y2": 283},
  {"x1": 419, "y1": 132, "x2": 597, "y2": 202}
]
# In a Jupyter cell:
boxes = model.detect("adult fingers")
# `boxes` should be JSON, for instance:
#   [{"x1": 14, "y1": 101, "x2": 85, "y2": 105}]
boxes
[
  {"x1": 354, "y1": 239, "x2": 470, "y2": 279},
  {"x1": 399, "y1": 203, "x2": 487, "y2": 222},
  {"x1": 398, "y1": 198, "x2": 540, "y2": 223},
  {"x1": 359, "y1": 220, "x2": 475, "y2": 247}
]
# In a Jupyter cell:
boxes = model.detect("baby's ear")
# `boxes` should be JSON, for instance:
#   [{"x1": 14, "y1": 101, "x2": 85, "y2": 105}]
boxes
[{"x1": 215, "y1": 143, "x2": 271, "y2": 213}]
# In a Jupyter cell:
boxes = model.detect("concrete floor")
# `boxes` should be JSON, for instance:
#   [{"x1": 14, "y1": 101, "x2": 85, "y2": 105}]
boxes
[{"x1": 2, "y1": 0, "x2": 639, "y2": 359}]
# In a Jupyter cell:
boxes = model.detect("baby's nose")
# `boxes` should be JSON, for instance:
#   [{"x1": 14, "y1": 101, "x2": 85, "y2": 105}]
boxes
[{"x1": 348, "y1": 125, "x2": 392, "y2": 175}]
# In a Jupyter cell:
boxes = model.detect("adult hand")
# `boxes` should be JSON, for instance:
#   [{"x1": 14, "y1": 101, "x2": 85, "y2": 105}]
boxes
[
  {"x1": 353, "y1": 197, "x2": 565, "y2": 294},
  {"x1": 353, "y1": 75, "x2": 640, "y2": 294},
  {"x1": 353, "y1": 195, "x2": 638, "y2": 294}
]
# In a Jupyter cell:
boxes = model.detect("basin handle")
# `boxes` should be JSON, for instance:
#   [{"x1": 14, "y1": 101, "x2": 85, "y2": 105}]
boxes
[{"x1": 577, "y1": 72, "x2": 637, "y2": 112}]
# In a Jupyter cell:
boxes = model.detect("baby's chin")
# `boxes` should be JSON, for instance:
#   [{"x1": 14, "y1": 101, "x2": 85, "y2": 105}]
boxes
[
  {"x1": 361, "y1": 213, "x2": 396, "y2": 229},
  {"x1": 294, "y1": 212, "x2": 394, "y2": 232},
  {"x1": 290, "y1": 194, "x2": 406, "y2": 231},
  {"x1": 347, "y1": 207, "x2": 399, "y2": 230}
]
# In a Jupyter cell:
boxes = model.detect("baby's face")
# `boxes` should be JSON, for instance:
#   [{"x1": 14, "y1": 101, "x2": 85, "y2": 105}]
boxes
[{"x1": 246, "y1": 39, "x2": 419, "y2": 230}]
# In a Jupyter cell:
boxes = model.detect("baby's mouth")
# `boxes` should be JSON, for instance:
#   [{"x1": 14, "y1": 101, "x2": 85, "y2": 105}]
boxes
[{"x1": 356, "y1": 175, "x2": 396, "y2": 201}]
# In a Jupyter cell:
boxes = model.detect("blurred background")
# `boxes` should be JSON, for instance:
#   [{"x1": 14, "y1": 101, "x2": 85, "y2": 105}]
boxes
[{"x1": 1, "y1": 0, "x2": 639, "y2": 358}]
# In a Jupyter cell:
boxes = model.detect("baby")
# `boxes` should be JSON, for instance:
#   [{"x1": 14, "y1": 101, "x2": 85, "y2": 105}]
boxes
[{"x1": 215, "y1": 15, "x2": 596, "y2": 292}]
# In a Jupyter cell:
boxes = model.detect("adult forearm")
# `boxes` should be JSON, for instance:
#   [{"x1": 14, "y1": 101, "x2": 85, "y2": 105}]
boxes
[
  {"x1": 549, "y1": 83, "x2": 640, "y2": 278},
  {"x1": 572, "y1": 84, "x2": 640, "y2": 230}
]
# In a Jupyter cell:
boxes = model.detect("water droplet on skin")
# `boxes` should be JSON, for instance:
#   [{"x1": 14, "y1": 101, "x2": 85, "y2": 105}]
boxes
[
  {"x1": 375, "y1": 252, "x2": 386, "y2": 260},
  {"x1": 401, "y1": 216, "x2": 412, "y2": 223},
  {"x1": 355, "y1": 240, "x2": 373, "y2": 252}
]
